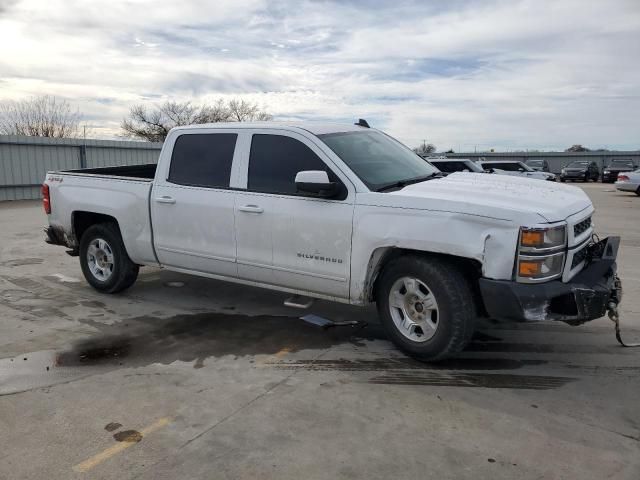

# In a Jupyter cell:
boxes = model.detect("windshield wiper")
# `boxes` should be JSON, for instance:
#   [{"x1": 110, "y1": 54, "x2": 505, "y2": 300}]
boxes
[{"x1": 376, "y1": 172, "x2": 443, "y2": 192}]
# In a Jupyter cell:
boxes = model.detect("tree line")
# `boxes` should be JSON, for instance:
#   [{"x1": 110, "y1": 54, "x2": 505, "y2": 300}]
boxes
[{"x1": 0, "y1": 95, "x2": 272, "y2": 142}]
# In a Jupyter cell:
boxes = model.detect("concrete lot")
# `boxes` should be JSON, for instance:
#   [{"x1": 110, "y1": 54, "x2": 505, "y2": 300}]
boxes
[{"x1": 0, "y1": 182, "x2": 639, "y2": 479}]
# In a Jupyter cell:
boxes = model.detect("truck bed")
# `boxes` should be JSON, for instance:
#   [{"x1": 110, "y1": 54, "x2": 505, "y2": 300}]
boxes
[{"x1": 64, "y1": 163, "x2": 157, "y2": 180}]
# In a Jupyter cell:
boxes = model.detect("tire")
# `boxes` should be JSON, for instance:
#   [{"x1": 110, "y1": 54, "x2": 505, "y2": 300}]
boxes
[
  {"x1": 584, "y1": 173, "x2": 589, "y2": 183},
  {"x1": 636, "y1": 186, "x2": 640, "y2": 197},
  {"x1": 375, "y1": 255, "x2": 477, "y2": 361},
  {"x1": 79, "y1": 223, "x2": 139, "y2": 293},
  {"x1": 560, "y1": 178, "x2": 565, "y2": 183}
]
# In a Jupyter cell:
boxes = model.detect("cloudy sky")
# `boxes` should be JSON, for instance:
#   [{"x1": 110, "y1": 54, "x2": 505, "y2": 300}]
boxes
[{"x1": 0, "y1": 0, "x2": 639, "y2": 151}]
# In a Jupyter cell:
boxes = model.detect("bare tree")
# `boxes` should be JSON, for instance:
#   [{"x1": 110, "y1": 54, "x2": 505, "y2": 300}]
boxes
[
  {"x1": 0, "y1": 95, "x2": 82, "y2": 138},
  {"x1": 413, "y1": 141, "x2": 437, "y2": 156},
  {"x1": 227, "y1": 99, "x2": 273, "y2": 122},
  {"x1": 121, "y1": 99, "x2": 272, "y2": 142},
  {"x1": 565, "y1": 144, "x2": 591, "y2": 152}
]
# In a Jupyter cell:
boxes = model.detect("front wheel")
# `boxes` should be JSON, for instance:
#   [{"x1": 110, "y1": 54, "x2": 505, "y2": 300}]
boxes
[
  {"x1": 376, "y1": 255, "x2": 476, "y2": 361},
  {"x1": 79, "y1": 223, "x2": 139, "y2": 293}
]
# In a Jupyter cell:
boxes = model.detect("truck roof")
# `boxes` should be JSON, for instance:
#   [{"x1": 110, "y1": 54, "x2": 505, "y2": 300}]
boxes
[{"x1": 171, "y1": 121, "x2": 368, "y2": 136}]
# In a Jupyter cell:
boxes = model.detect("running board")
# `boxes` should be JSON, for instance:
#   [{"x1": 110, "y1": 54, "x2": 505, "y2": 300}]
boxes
[{"x1": 284, "y1": 295, "x2": 314, "y2": 309}]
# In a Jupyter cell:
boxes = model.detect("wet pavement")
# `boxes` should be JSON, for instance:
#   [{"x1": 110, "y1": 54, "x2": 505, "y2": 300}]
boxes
[{"x1": 0, "y1": 183, "x2": 639, "y2": 479}]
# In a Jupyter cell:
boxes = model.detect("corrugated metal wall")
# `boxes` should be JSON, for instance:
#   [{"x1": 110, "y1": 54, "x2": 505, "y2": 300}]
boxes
[
  {"x1": 0, "y1": 135, "x2": 162, "y2": 201},
  {"x1": 444, "y1": 151, "x2": 640, "y2": 174}
]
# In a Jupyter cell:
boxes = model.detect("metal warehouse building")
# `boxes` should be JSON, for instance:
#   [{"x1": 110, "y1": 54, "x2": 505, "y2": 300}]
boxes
[{"x1": 0, "y1": 135, "x2": 162, "y2": 201}]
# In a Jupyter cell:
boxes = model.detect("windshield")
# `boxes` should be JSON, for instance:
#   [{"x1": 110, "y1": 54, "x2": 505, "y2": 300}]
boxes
[
  {"x1": 609, "y1": 161, "x2": 634, "y2": 168},
  {"x1": 431, "y1": 161, "x2": 472, "y2": 173},
  {"x1": 318, "y1": 130, "x2": 437, "y2": 190},
  {"x1": 567, "y1": 161, "x2": 589, "y2": 168},
  {"x1": 482, "y1": 162, "x2": 532, "y2": 172}
]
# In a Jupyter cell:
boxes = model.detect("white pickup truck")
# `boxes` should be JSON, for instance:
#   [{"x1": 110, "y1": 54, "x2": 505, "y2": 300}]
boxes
[{"x1": 43, "y1": 122, "x2": 622, "y2": 360}]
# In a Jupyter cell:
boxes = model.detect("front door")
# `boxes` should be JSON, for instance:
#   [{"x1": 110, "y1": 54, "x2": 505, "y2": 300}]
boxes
[
  {"x1": 235, "y1": 131, "x2": 354, "y2": 299},
  {"x1": 151, "y1": 131, "x2": 239, "y2": 277}
]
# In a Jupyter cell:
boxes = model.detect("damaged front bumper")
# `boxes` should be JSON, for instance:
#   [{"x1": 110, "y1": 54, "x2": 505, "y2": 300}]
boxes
[{"x1": 479, "y1": 236, "x2": 620, "y2": 325}]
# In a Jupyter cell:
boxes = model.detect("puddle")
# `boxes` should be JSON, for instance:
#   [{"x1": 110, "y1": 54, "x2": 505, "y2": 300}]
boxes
[
  {"x1": 0, "y1": 312, "x2": 381, "y2": 394},
  {"x1": 0, "y1": 311, "x2": 577, "y2": 394}
]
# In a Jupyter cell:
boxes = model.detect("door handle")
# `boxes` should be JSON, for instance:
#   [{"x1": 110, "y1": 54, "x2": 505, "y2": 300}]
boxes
[
  {"x1": 155, "y1": 196, "x2": 176, "y2": 204},
  {"x1": 238, "y1": 204, "x2": 264, "y2": 214}
]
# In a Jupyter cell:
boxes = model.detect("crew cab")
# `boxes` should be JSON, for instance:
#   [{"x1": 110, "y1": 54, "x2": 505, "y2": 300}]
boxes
[{"x1": 43, "y1": 122, "x2": 621, "y2": 360}]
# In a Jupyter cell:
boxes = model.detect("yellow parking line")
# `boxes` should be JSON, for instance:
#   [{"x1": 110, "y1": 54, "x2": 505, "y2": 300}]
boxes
[{"x1": 72, "y1": 417, "x2": 171, "y2": 473}]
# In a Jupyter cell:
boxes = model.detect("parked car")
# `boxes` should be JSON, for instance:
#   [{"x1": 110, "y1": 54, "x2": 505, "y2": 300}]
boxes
[
  {"x1": 615, "y1": 169, "x2": 640, "y2": 196},
  {"x1": 427, "y1": 158, "x2": 485, "y2": 174},
  {"x1": 560, "y1": 161, "x2": 600, "y2": 182},
  {"x1": 43, "y1": 121, "x2": 620, "y2": 361},
  {"x1": 602, "y1": 160, "x2": 638, "y2": 183},
  {"x1": 525, "y1": 159, "x2": 550, "y2": 172},
  {"x1": 478, "y1": 160, "x2": 557, "y2": 181}
]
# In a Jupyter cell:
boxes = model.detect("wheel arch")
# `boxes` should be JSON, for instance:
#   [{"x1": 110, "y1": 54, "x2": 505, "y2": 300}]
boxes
[
  {"x1": 363, "y1": 247, "x2": 486, "y2": 313},
  {"x1": 72, "y1": 211, "x2": 123, "y2": 247}
]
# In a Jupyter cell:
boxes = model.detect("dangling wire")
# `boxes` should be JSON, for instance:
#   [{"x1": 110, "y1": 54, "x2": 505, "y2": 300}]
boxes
[{"x1": 607, "y1": 276, "x2": 640, "y2": 347}]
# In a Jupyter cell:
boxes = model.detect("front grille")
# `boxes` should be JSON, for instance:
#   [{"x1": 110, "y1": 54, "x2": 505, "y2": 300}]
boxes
[
  {"x1": 571, "y1": 245, "x2": 589, "y2": 269},
  {"x1": 574, "y1": 217, "x2": 592, "y2": 237}
]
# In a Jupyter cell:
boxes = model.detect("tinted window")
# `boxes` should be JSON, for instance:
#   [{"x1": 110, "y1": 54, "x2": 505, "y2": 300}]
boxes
[
  {"x1": 168, "y1": 133, "x2": 237, "y2": 187},
  {"x1": 567, "y1": 161, "x2": 589, "y2": 167},
  {"x1": 248, "y1": 134, "x2": 341, "y2": 195},
  {"x1": 431, "y1": 161, "x2": 473, "y2": 173}
]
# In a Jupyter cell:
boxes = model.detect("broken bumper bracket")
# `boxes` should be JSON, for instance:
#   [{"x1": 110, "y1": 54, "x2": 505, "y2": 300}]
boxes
[{"x1": 479, "y1": 236, "x2": 621, "y2": 325}]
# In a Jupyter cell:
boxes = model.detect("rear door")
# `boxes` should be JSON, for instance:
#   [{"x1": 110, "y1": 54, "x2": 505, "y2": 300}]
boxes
[
  {"x1": 235, "y1": 130, "x2": 355, "y2": 298},
  {"x1": 151, "y1": 130, "x2": 239, "y2": 277}
]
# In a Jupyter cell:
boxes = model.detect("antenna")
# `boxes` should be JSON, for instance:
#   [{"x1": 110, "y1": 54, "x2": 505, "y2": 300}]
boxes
[{"x1": 355, "y1": 119, "x2": 370, "y2": 128}]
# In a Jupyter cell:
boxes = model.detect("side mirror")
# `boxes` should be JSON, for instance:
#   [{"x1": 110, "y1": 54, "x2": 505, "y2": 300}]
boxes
[
  {"x1": 295, "y1": 170, "x2": 339, "y2": 198},
  {"x1": 518, "y1": 168, "x2": 525, "y2": 172}
]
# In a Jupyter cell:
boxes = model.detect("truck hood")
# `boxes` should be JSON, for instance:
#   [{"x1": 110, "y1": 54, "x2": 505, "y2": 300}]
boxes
[{"x1": 378, "y1": 172, "x2": 592, "y2": 223}]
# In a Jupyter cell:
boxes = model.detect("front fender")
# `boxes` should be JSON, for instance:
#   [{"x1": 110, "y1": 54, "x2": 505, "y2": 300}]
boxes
[{"x1": 349, "y1": 204, "x2": 518, "y2": 304}]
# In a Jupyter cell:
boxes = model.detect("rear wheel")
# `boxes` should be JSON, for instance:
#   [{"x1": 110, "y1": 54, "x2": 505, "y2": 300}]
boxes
[
  {"x1": 376, "y1": 255, "x2": 476, "y2": 361},
  {"x1": 79, "y1": 223, "x2": 139, "y2": 293}
]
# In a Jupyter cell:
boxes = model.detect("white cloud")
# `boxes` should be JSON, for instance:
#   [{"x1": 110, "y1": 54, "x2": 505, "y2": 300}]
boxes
[{"x1": 0, "y1": 0, "x2": 639, "y2": 150}]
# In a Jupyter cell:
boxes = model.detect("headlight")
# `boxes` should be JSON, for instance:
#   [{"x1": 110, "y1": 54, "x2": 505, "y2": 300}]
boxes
[
  {"x1": 517, "y1": 252, "x2": 565, "y2": 281},
  {"x1": 561, "y1": 169, "x2": 566, "y2": 174},
  {"x1": 517, "y1": 225, "x2": 567, "y2": 283},
  {"x1": 520, "y1": 225, "x2": 566, "y2": 250},
  {"x1": 604, "y1": 170, "x2": 610, "y2": 174}
]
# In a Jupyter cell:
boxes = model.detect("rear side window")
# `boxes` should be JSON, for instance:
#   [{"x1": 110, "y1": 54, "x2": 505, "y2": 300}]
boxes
[
  {"x1": 248, "y1": 134, "x2": 341, "y2": 195},
  {"x1": 168, "y1": 133, "x2": 237, "y2": 188}
]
